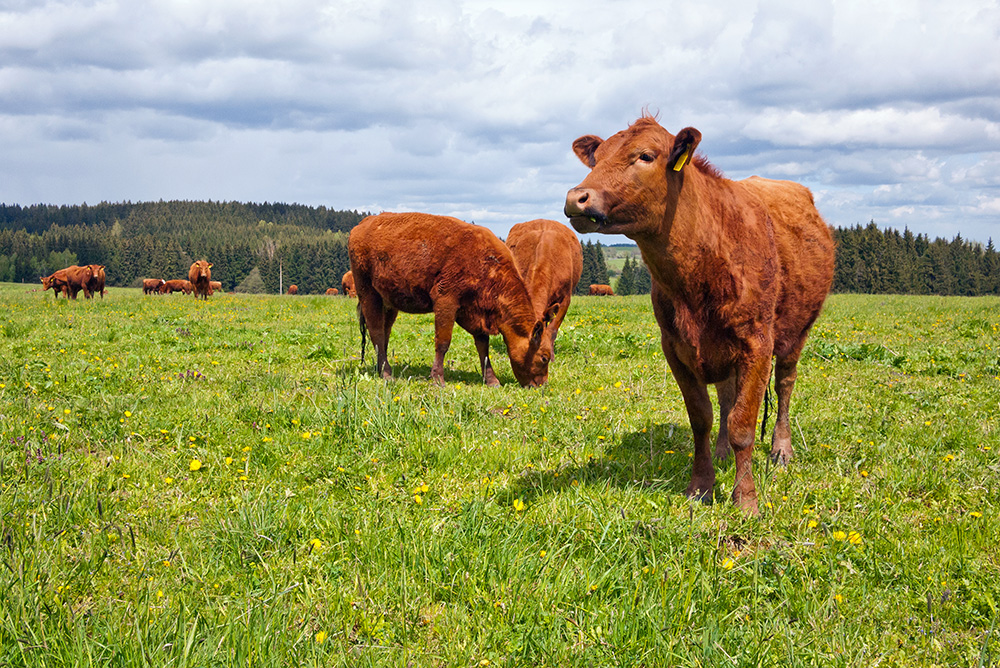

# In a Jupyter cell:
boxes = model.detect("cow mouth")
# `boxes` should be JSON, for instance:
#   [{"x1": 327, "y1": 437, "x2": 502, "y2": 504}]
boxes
[{"x1": 566, "y1": 211, "x2": 608, "y2": 234}]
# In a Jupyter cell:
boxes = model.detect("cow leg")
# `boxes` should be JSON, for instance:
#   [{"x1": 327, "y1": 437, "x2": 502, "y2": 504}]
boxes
[
  {"x1": 714, "y1": 376, "x2": 735, "y2": 460},
  {"x1": 473, "y1": 334, "x2": 500, "y2": 386},
  {"x1": 431, "y1": 303, "x2": 458, "y2": 386},
  {"x1": 359, "y1": 296, "x2": 393, "y2": 380},
  {"x1": 726, "y1": 354, "x2": 772, "y2": 515},
  {"x1": 662, "y1": 346, "x2": 715, "y2": 503},
  {"x1": 770, "y1": 352, "x2": 801, "y2": 466}
]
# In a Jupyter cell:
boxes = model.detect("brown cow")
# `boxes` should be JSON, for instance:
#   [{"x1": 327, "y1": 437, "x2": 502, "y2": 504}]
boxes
[
  {"x1": 588, "y1": 284, "x2": 614, "y2": 296},
  {"x1": 210, "y1": 281, "x2": 222, "y2": 293},
  {"x1": 505, "y1": 219, "x2": 582, "y2": 349},
  {"x1": 341, "y1": 270, "x2": 356, "y2": 297},
  {"x1": 40, "y1": 265, "x2": 94, "y2": 300},
  {"x1": 86, "y1": 265, "x2": 106, "y2": 299},
  {"x1": 188, "y1": 261, "x2": 212, "y2": 300},
  {"x1": 325, "y1": 287, "x2": 339, "y2": 296},
  {"x1": 143, "y1": 278, "x2": 165, "y2": 294},
  {"x1": 348, "y1": 212, "x2": 556, "y2": 387},
  {"x1": 160, "y1": 279, "x2": 193, "y2": 295},
  {"x1": 287, "y1": 285, "x2": 298, "y2": 295},
  {"x1": 565, "y1": 116, "x2": 835, "y2": 514}
]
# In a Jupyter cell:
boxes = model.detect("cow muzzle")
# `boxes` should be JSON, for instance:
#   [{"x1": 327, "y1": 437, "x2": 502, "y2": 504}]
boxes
[{"x1": 564, "y1": 187, "x2": 606, "y2": 233}]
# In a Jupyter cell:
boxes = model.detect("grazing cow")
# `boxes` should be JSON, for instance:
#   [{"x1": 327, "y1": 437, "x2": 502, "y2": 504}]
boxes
[
  {"x1": 86, "y1": 265, "x2": 106, "y2": 299},
  {"x1": 325, "y1": 287, "x2": 339, "y2": 296},
  {"x1": 565, "y1": 116, "x2": 835, "y2": 514},
  {"x1": 40, "y1": 265, "x2": 94, "y2": 300},
  {"x1": 348, "y1": 212, "x2": 556, "y2": 387},
  {"x1": 287, "y1": 285, "x2": 298, "y2": 295},
  {"x1": 341, "y1": 270, "x2": 356, "y2": 297},
  {"x1": 589, "y1": 284, "x2": 614, "y2": 296},
  {"x1": 210, "y1": 281, "x2": 222, "y2": 293},
  {"x1": 143, "y1": 278, "x2": 166, "y2": 294},
  {"x1": 160, "y1": 279, "x2": 193, "y2": 295},
  {"x1": 188, "y1": 261, "x2": 213, "y2": 300},
  {"x1": 505, "y1": 219, "x2": 582, "y2": 349}
]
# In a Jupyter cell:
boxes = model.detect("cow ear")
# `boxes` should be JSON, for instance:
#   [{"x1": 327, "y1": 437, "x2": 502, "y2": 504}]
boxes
[
  {"x1": 543, "y1": 302, "x2": 560, "y2": 324},
  {"x1": 572, "y1": 135, "x2": 604, "y2": 168},
  {"x1": 530, "y1": 320, "x2": 545, "y2": 347},
  {"x1": 208, "y1": 263, "x2": 213, "y2": 268},
  {"x1": 668, "y1": 127, "x2": 702, "y2": 172}
]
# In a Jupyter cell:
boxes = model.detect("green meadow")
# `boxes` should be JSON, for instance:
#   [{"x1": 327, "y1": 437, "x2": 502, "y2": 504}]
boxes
[{"x1": 1, "y1": 284, "x2": 998, "y2": 667}]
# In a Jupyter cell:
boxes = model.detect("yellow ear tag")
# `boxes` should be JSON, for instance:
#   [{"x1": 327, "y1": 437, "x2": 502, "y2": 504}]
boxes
[{"x1": 672, "y1": 150, "x2": 689, "y2": 172}]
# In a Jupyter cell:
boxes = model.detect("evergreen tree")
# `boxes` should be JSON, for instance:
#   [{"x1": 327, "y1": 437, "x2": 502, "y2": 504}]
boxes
[{"x1": 617, "y1": 257, "x2": 636, "y2": 295}]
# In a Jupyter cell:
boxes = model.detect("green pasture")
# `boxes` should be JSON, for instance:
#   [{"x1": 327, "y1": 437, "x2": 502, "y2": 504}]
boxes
[{"x1": 0, "y1": 283, "x2": 998, "y2": 667}]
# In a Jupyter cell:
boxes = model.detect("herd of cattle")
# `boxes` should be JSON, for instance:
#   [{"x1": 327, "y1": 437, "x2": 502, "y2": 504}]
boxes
[{"x1": 35, "y1": 117, "x2": 836, "y2": 514}]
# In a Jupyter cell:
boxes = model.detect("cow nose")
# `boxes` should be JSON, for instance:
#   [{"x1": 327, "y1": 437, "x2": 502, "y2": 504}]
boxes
[{"x1": 564, "y1": 187, "x2": 590, "y2": 217}]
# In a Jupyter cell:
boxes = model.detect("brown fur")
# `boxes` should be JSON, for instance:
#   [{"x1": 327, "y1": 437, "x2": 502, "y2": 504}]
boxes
[
  {"x1": 588, "y1": 284, "x2": 614, "y2": 296},
  {"x1": 565, "y1": 116, "x2": 835, "y2": 514},
  {"x1": 188, "y1": 261, "x2": 213, "y2": 300},
  {"x1": 40, "y1": 265, "x2": 94, "y2": 299},
  {"x1": 287, "y1": 285, "x2": 298, "y2": 295},
  {"x1": 341, "y1": 270, "x2": 356, "y2": 297},
  {"x1": 325, "y1": 287, "x2": 339, "y2": 296},
  {"x1": 85, "y1": 265, "x2": 106, "y2": 299},
  {"x1": 505, "y1": 219, "x2": 581, "y2": 348},
  {"x1": 143, "y1": 278, "x2": 165, "y2": 294},
  {"x1": 348, "y1": 212, "x2": 554, "y2": 387},
  {"x1": 160, "y1": 279, "x2": 193, "y2": 295},
  {"x1": 210, "y1": 281, "x2": 222, "y2": 293}
]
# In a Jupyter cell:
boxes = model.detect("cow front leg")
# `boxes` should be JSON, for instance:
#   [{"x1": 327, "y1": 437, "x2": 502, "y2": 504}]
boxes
[
  {"x1": 662, "y1": 347, "x2": 715, "y2": 503},
  {"x1": 770, "y1": 354, "x2": 800, "y2": 465},
  {"x1": 359, "y1": 297, "x2": 393, "y2": 379},
  {"x1": 726, "y1": 354, "x2": 772, "y2": 515},
  {"x1": 714, "y1": 376, "x2": 735, "y2": 460},
  {"x1": 431, "y1": 303, "x2": 458, "y2": 386},
  {"x1": 473, "y1": 334, "x2": 500, "y2": 386}
]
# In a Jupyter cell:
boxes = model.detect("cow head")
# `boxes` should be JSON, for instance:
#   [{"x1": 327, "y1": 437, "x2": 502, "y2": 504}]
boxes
[
  {"x1": 506, "y1": 306, "x2": 559, "y2": 387},
  {"x1": 565, "y1": 117, "x2": 701, "y2": 237}
]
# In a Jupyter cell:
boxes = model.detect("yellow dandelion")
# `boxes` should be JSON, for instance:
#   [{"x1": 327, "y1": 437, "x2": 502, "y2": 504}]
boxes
[
  {"x1": 315, "y1": 630, "x2": 327, "y2": 644},
  {"x1": 225, "y1": 456, "x2": 233, "y2": 465},
  {"x1": 540, "y1": 550, "x2": 547, "y2": 558},
  {"x1": 309, "y1": 538, "x2": 322, "y2": 550},
  {"x1": 943, "y1": 453, "x2": 955, "y2": 462},
  {"x1": 63, "y1": 408, "x2": 71, "y2": 415},
  {"x1": 834, "y1": 593, "x2": 843, "y2": 603},
  {"x1": 970, "y1": 511, "x2": 983, "y2": 518},
  {"x1": 807, "y1": 520, "x2": 818, "y2": 528},
  {"x1": 164, "y1": 477, "x2": 173, "y2": 484},
  {"x1": 512, "y1": 499, "x2": 526, "y2": 512},
  {"x1": 124, "y1": 411, "x2": 132, "y2": 418},
  {"x1": 414, "y1": 494, "x2": 423, "y2": 505},
  {"x1": 189, "y1": 459, "x2": 202, "y2": 471},
  {"x1": 832, "y1": 530, "x2": 847, "y2": 541},
  {"x1": 722, "y1": 558, "x2": 735, "y2": 570},
  {"x1": 301, "y1": 432, "x2": 311, "y2": 440}
]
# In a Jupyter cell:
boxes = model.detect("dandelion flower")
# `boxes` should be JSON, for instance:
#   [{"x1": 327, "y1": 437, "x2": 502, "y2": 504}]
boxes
[
  {"x1": 309, "y1": 538, "x2": 322, "y2": 550},
  {"x1": 834, "y1": 593, "x2": 843, "y2": 603},
  {"x1": 164, "y1": 477, "x2": 173, "y2": 484},
  {"x1": 970, "y1": 511, "x2": 983, "y2": 518},
  {"x1": 414, "y1": 494, "x2": 423, "y2": 505},
  {"x1": 847, "y1": 531, "x2": 862, "y2": 545},
  {"x1": 189, "y1": 459, "x2": 202, "y2": 471},
  {"x1": 512, "y1": 498, "x2": 526, "y2": 512},
  {"x1": 832, "y1": 530, "x2": 847, "y2": 541},
  {"x1": 807, "y1": 520, "x2": 818, "y2": 529},
  {"x1": 315, "y1": 630, "x2": 327, "y2": 644},
  {"x1": 722, "y1": 558, "x2": 735, "y2": 570}
]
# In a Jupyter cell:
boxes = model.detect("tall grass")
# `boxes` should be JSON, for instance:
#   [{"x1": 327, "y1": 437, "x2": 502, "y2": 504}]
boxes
[{"x1": 0, "y1": 284, "x2": 997, "y2": 666}]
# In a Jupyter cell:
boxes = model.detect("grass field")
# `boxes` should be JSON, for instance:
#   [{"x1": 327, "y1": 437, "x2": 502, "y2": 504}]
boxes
[{"x1": 1, "y1": 283, "x2": 998, "y2": 667}]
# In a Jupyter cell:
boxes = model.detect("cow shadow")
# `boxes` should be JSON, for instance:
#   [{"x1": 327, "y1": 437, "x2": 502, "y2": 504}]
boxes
[
  {"x1": 501, "y1": 421, "x2": 737, "y2": 506},
  {"x1": 336, "y1": 360, "x2": 501, "y2": 387}
]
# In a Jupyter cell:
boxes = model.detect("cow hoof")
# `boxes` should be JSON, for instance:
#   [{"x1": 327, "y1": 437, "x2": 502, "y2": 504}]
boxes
[
  {"x1": 685, "y1": 480, "x2": 715, "y2": 504},
  {"x1": 769, "y1": 445, "x2": 793, "y2": 467},
  {"x1": 715, "y1": 440, "x2": 732, "y2": 461}
]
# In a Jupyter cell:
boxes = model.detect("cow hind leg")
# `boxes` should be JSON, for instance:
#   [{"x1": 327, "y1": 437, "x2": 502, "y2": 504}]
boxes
[
  {"x1": 714, "y1": 376, "x2": 735, "y2": 460},
  {"x1": 473, "y1": 334, "x2": 500, "y2": 387},
  {"x1": 431, "y1": 302, "x2": 458, "y2": 386},
  {"x1": 358, "y1": 294, "x2": 393, "y2": 380},
  {"x1": 770, "y1": 353, "x2": 801, "y2": 466},
  {"x1": 725, "y1": 354, "x2": 772, "y2": 515}
]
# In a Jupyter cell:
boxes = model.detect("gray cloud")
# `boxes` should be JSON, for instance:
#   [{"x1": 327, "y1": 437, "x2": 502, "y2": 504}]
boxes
[{"x1": 1, "y1": 0, "x2": 999, "y2": 243}]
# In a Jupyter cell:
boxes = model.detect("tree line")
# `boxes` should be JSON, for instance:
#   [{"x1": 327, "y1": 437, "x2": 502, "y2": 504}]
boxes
[{"x1": 1, "y1": 202, "x2": 998, "y2": 296}]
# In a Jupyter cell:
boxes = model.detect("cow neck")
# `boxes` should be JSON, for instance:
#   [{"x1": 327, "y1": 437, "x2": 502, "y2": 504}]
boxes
[
  {"x1": 642, "y1": 168, "x2": 735, "y2": 310},
  {"x1": 495, "y1": 277, "x2": 537, "y2": 341}
]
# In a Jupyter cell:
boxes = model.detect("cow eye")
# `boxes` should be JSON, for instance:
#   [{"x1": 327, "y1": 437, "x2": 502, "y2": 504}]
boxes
[{"x1": 638, "y1": 152, "x2": 655, "y2": 163}]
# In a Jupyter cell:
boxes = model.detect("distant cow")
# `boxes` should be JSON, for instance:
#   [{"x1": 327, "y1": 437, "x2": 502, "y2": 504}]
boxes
[
  {"x1": 188, "y1": 261, "x2": 213, "y2": 300},
  {"x1": 160, "y1": 279, "x2": 193, "y2": 295},
  {"x1": 210, "y1": 281, "x2": 222, "y2": 293},
  {"x1": 325, "y1": 288, "x2": 339, "y2": 296},
  {"x1": 565, "y1": 115, "x2": 835, "y2": 514},
  {"x1": 348, "y1": 212, "x2": 556, "y2": 387},
  {"x1": 86, "y1": 265, "x2": 106, "y2": 299},
  {"x1": 588, "y1": 284, "x2": 614, "y2": 296},
  {"x1": 287, "y1": 285, "x2": 298, "y2": 295},
  {"x1": 505, "y1": 219, "x2": 582, "y2": 349},
  {"x1": 341, "y1": 270, "x2": 356, "y2": 297},
  {"x1": 143, "y1": 278, "x2": 165, "y2": 294},
  {"x1": 40, "y1": 265, "x2": 94, "y2": 300}
]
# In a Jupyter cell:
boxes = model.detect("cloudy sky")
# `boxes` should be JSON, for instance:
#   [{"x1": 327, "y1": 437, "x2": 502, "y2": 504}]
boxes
[{"x1": 2, "y1": 0, "x2": 999, "y2": 243}]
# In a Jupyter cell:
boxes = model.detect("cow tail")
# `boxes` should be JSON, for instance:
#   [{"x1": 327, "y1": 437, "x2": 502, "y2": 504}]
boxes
[{"x1": 357, "y1": 302, "x2": 367, "y2": 366}]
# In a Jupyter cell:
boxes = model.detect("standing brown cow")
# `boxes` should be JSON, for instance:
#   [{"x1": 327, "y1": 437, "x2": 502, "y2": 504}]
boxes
[
  {"x1": 160, "y1": 279, "x2": 193, "y2": 294},
  {"x1": 505, "y1": 219, "x2": 582, "y2": 349},
  {"x1": 348, "y1": 212, "x2": 556, "y2": 387},
  {"x1": 188, "y1": 261, "x2": 212, "y2": 300},
  {"x1": 565, "y1": 116, "x2": 834, "y2": 514},
  {"x1": 341, "y1": 270, "x2": 356, "y2": 297},
  {"x1": 84, "y1": 265, "x2": 106, "y2": 299},
  {"x1": 40, "y1": 265, "x2": 94, "y2": 299},
  {"x1": 287, "y1": 285, "x2": 298, "y2": 295},
  {"x1": 588, "y1": 284, "x2": 614, "y2": 296},
  {"x1": 143, "y1": 278, "x2": 165, "y2": 294}
]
